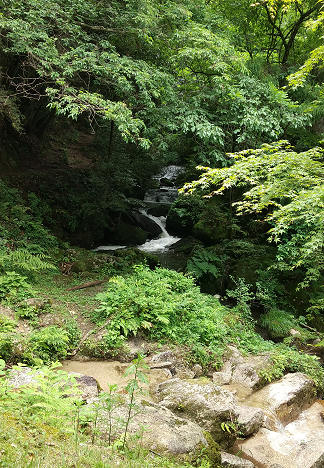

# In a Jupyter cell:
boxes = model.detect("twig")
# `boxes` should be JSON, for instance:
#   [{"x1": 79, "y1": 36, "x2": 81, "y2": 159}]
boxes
[
  {"x1": 149, "y1": 449, "x2": 163, "y2": 457},
  {"x1": 66, "y1": 280, "x2": 104, "y2": 291},
  {"x1": 299, "y1": 322, "x2": 323, "y2": 336}
]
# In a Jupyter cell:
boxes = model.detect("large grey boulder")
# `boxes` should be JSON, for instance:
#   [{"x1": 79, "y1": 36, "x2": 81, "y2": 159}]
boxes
[
  {"x1": 244, "y1": 373, "x2": 316, "y2": 426},
  {"x1": 92, "y1": 400, "x2": 208, "y2": 456},
  {"x1": 234, "y1": 401, "x2": 324, "y2": 468},
  {"x1": 8, "y1": 366, "x2": 98, "y2": 401},
  {"x1": 157, "y1": 378, "x2": 239, "y2": 448},
  {"x1": 8, "y1": 366, "x2": 42, "y2": 387}
]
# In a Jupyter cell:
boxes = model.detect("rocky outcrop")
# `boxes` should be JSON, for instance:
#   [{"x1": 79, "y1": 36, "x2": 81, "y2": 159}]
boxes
[
  {"x1": 215, "y1": 346, "x2": 271, "y2": 390},
  {"x1": 157, "y1": 378, "x2": 239, "y2": 448},
  {"x1": 93, "y1": 399, "x2": 208, "y2": 457},
  {"x1": 244, "y1": 372, "x2": 316, "y2": 426},
  {"x1": 234, "y1": 401, "x2": 324, "y2": 468},
  {"x1": 236, "y1": 405, "x2": 264, "y2": 437},
  {"x1": 7, "y1": 366, "x2": 99, "y2": 401},
  {"x1": 109, "y1": 220, "x2": 148, "y2": 245},
  {"x1": 123, "y1": 212, "x2": 163, "y2": 239}
]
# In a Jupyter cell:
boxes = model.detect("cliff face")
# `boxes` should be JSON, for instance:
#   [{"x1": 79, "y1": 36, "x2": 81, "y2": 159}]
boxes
[{"x1": 0, "y1": 115, "x2": 161, "y2": 248}]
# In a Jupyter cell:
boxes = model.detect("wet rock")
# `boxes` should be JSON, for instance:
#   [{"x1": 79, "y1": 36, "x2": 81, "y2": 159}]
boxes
[
  {"x1": 124, "y1": 212, "x2": 163, "y2": 239},
  {"x1": 234, "y1": 401, "x2": 324, "y2": 468},
  {"x1": 157, "y1": 378, "x2": 239, "y2": 448},
  {"x1": 93, "y1": 400, "x2": 207, "y2": 456},
  {"x1": 160, "y1": 177, "x2": 175, "y2": 187},
  {"x1": 147, "y1": 205, "x2": 170, "y2": 217},
  {"x1": 245, "y1": 373, "x2": 316, "y2": 426},
  {"x1": 221, "y1": 452, "x2": 255, "y2": 468},
  {"x1": 236, "y1": 405, "x2": 264, "y2": 436},
  {"x1": 68, "y1": 372, "x2": 99, "y2": 400}
]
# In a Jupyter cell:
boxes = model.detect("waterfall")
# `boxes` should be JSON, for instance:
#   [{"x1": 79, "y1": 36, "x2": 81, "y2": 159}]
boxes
[
  {"x1": 93, "y1": 165, "x2": 184, "y2": 255},
  {"x1": 137, "y1": 166, "x2": 183, "y2": 253}
]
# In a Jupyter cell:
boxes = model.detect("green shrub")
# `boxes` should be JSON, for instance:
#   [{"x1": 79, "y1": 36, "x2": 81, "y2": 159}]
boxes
[
  {"x1": 259, "y1": 346, "x2": 324, "y2": 392},
  {"x1": 27, "y1": 326, "x2": 70, "y2": 364},
  {"x1": 259, "y1": 309, "x2": 297, "y2": 339},
  {"x1": 0, "y1": 315, "x2": 23, "y2": 362},
  {"x1": 95, "y1": 266, "x2": 230, "y2": 351},
  {"x1": 0, "y1": 272, "x2": 33, "y2": 303}
]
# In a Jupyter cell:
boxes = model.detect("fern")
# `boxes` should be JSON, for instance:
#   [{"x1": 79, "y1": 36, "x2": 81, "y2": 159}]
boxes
[
  {"x1": 260, "y1": 309, "x2": 296, "y2": 338},
  {"x1": 0, "y1": 248, "x2": 56, "y2": 274},
  {"x1": 187, "y1": 247, "x2": 223, "y2": 280}
]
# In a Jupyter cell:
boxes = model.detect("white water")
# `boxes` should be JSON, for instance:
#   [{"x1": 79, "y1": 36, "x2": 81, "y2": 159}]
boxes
[
  {"x1": 93, "y1": 245, "x2": 127, "y2": 251},
  {"x1": 93, "y1": 165, "x2": 183, "y2": 254},
  {"x1": 144, "y1": 165, "x2": 184, "y2": 205},
  {"x1": 137, "y1": 211, "x2": 180, "y2": 253}
]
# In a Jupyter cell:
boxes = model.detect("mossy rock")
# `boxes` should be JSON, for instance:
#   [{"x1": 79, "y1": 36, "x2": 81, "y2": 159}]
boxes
[
  {"x1": 192, "y1": 199, "x2": 232, "y2": 245},
  {"x1": 188, "y1": 431, "x2": 223, "y2": 468},
  {"x1": 112, "y1": 221, "x2": 148, "y2": 245},
  {"x1": 71, "y1": 254, "x2": 112, "y2": 273}
]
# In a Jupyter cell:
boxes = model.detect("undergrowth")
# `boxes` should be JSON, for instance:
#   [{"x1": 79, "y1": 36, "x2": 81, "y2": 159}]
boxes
[{"x1": 0, "y1": 361, "x2": 201, "y2": 468}]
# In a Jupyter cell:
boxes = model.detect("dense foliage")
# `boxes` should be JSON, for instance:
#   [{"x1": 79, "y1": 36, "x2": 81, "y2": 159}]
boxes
[
  {"x1": 182, "y1": 141, "x2": 324, "y2": 288},
  {"x1": 1, "y1": 0, "x2": 321, "y2": 166}
]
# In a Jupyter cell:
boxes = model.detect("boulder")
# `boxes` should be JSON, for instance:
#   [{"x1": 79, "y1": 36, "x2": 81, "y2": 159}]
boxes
[
  {"x1": 147, "y1": 205, "x2": 170, "y2": 217},
  {"x1": 8, "y1": 366, "x2": 42, "y2": 387},
  {"x1": 111, "y1": 221, "x2": 148, "y2": 245},
  {"x1": 236, "y1": 405, "x2": 264, "y2": 436},
  {"x1": 160, "y1": 177, "x2": 175, "y2": 187},
  {"x1": 221, "y1": 452, "x2": 256, "y2": 468},
  {"x1": 193, "y1": 364, "x2": 203, "y2": 377},
  {"x1": 213, "y1": 371, "x2": 232, "y2": 385},
  {"x1": 157, "y1": 378, "x2": 239, "y2": 448},
  {"x1": 71, "y1": 254, "x2": 114, "y2": 273},
  {"x1": 124, "y1": 212, "x2": 163, "y2": 239},
  {"x1": 244, "y1": 373, "x2": 316, "y2": 426},
  {"x1": 234, "y1": 401, "x2": 324, "y2": 468},
  {"x1": 151, "y1": 351, "x2": 176, "y2": 363},
  {"x1": 8, "y1": 367, "x2": 99, "y2": 401},
  {"x1": 92, "y1": 400, "x2": 208, "y2": 457},
  {"x1": 220, "y1": 346, "x2": 271, "y2": 390}
]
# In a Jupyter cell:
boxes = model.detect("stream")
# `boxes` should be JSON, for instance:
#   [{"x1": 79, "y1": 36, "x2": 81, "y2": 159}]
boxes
[{"x1": 94, "y1": 165, "x2": 188, "y2": 269}]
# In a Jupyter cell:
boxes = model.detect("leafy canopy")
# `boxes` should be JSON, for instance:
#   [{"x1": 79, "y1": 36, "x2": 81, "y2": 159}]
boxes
[{"x1": 181, "y1": 141, "x2": 324, "y2": 288}]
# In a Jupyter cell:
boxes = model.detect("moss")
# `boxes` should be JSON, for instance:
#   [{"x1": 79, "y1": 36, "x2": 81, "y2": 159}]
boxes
[{"x1": 188, "y1": 431, "x2": 223, "y2": 468}]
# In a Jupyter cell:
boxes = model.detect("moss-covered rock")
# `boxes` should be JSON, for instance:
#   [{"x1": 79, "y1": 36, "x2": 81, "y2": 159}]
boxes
[
  {"x1": 189, "y1": 431, "x2": 223, "y2": 468},
  {"x1": 111, "y1": 221, "x2": 148, "y2": 245},
  {"x1": 157, "y1": 378, "x2": 239, "y2": 449},
  {"x1": 192, "y1": 199, "x2": 232, "y2": 245}
]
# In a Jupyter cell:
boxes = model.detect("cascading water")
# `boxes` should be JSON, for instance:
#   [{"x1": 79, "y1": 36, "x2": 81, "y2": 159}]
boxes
[
  {"x1": 137, "y1": 166, "x2": 184, "y2": 253},
  {"x1": 93, "y1": 165, "x2": 185, "y2": 261},
  {"x1": 136, "y1": 210, "x2": 178, "y2": 253}
]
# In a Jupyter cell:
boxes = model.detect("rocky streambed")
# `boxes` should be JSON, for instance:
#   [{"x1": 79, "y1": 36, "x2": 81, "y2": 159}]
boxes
[{"x1": 8, "y1": 346, "x2": 324, "y2": 468}]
